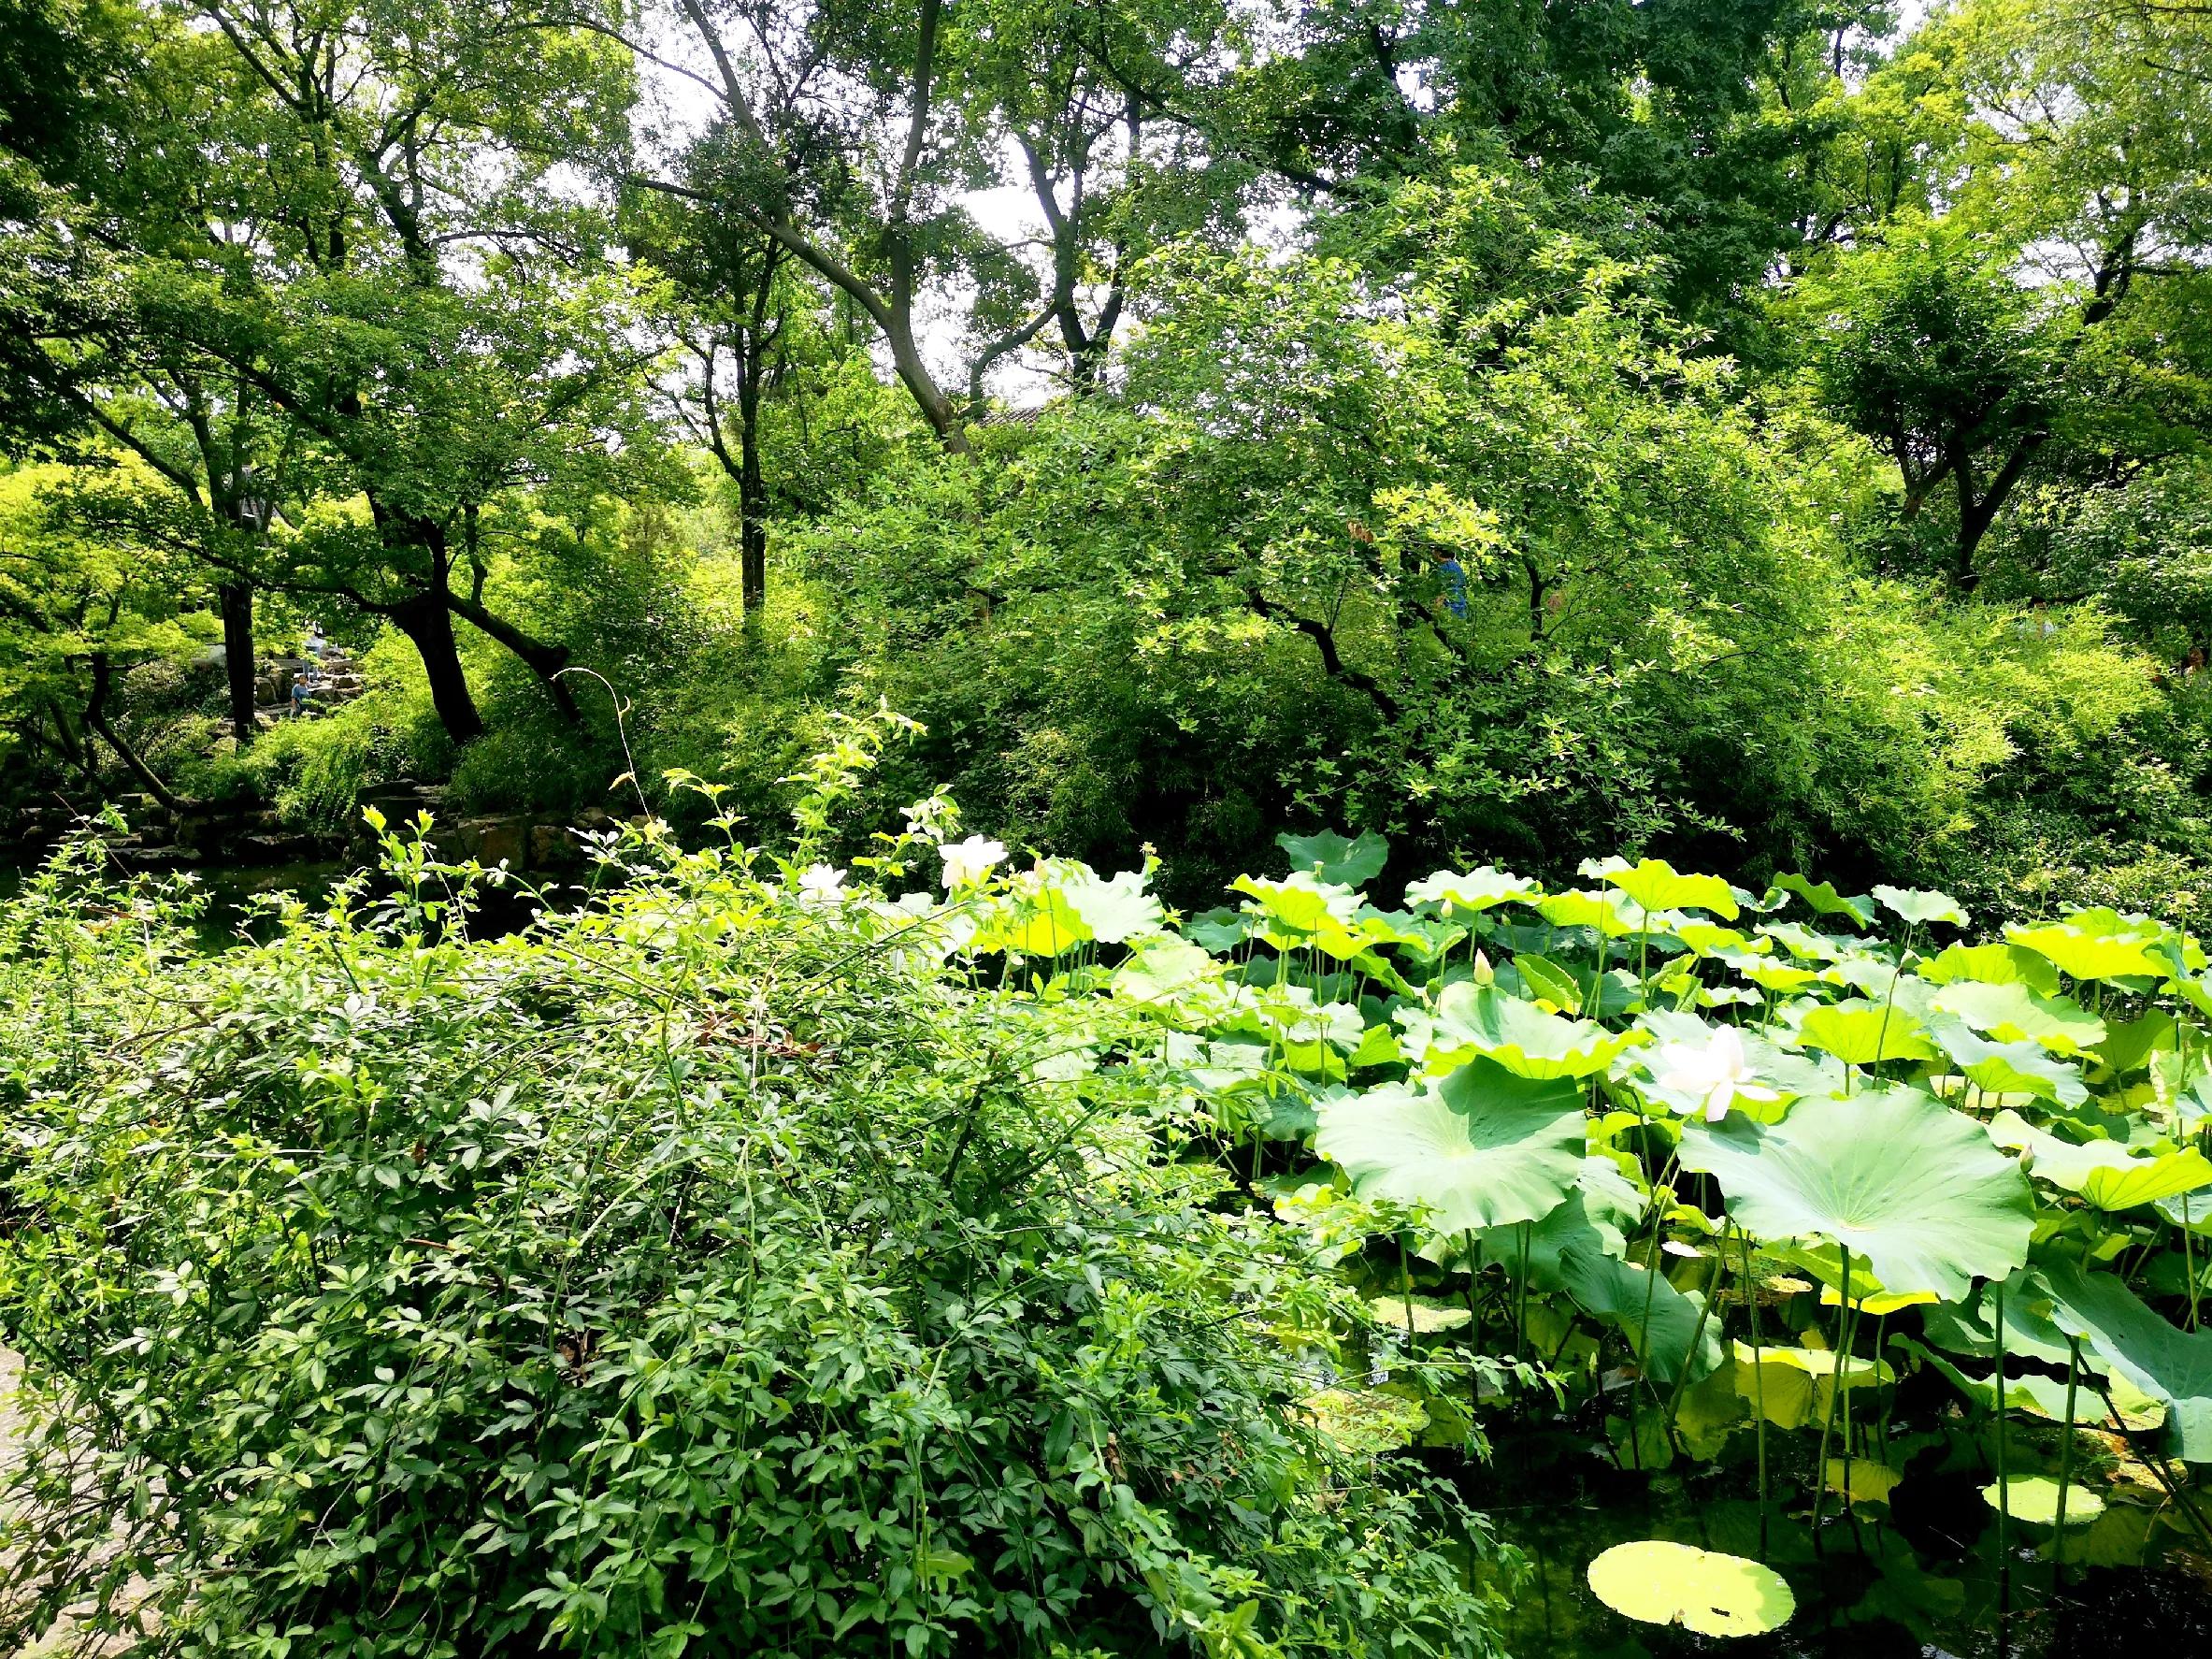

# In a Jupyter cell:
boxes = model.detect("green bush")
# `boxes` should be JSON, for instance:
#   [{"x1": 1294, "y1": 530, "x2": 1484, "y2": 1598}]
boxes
[{"x1": 0, "y1": 787, "x2": 1509, "y2": 1656}]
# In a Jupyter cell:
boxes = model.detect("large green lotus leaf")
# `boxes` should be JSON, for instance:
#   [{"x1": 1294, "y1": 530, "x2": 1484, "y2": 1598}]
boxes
[
  {"x1": 1403, "y1": 866, "x2": 1539, "y2": 913},
  {"x1": 1554, "y1": 1241, "x2": 1724, "y2": 1385},
  {"x1": 1792, "y1": 1000, "x2": 1942, "y2": 1066},
  {"x1": 1873, "y1": 885, "x2": 1970, "y2": 929},
  {"x1": 1534, "y1": 888, "x2": 1642, "y2": 937},
  {"x1": 2005, "y1": 912, "x2": 2174, "y2": 984},
  {"x1": 1768, "y1": 873, "x2": 1874, "y2": 929},
  {"x1": 1930, "y1": 1019, "x2": 2088, "y2": 1107},
  {"x1": 1314, "y1": 1058, "x2": 1586, "y2": 1234},
  {"x1": 1056, "y1": 866, "x2": 1165, "y2": 944},
  {"x1": 1414, "y1": 982, "x2": 1643, "y2": 1079},
  {"x1": 1928, "y1": 979, "x2": 2106, "y2": 1056},
  {"x1": 1759, "y1": 920, "x2": 1854, "y2": 962},
  {"x1": 1584, "y1": 856, "x2": 1740, "y2": 920},
  {"x1": 1918, "y1": 942, "x2": 2061, "y2": 996},
  {"x1": 1987, "y1": 1109, "x2": 2212, "y2": 1211},
  {"x1": 1278, "y1": 829, "x2": 1388, "y2": 888},
  {"x1": 1716, "y1": 945, "x2": 1838, "y2": 995},
  {"x1": 1230, "y1": 871, "x2": 1361, "y2": 933},
  {"x1": 2098, "y1": 1010, "x2": 2176, "y2": 1076},
  {"x1": 1587, "y1": 1541, "x2": 1794, "y2": 1637},
  {"x1": 1111, "y1": 937, "x2": 1221, "y2": 1006},
  {"x1": 1491, "y1": 1160, "x2": 1645, "y2": 1284},
  {"x1": 1511, "y1": 952, "x2": 1585, "y2": 1012},
  {"x1": 2035, "y1": 1261, "x2": 2212, "y2": 1459},
  {"x1": 1678, "y1": 1087, "x2": 2034, "y2": 1301}
]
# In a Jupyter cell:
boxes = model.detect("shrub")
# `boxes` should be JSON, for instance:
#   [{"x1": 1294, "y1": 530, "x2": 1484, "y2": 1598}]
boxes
[{"x1": 0, "y1": 782, "x2": 1509, "y2": 1657}]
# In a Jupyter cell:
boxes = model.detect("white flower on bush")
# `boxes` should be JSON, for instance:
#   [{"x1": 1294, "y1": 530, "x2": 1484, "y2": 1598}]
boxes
[
  {"x1": 1651, "y1": 1025, "x2": 1777, "y2": 1123},
  {"x1": 940, "y1": 835, "x2": 1007, "y2": 889},
  {"x1": 797, "y1": 863, "x2": 847, "y2": 905}
]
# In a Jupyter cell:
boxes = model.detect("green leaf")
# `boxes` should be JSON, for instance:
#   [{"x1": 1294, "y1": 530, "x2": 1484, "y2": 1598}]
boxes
[
  {"x1": 1230, "y1": 871, "x2": 1360, "y2": 934},
  {"x1": 2006, "y1": 912, "x2": 2175, "y2": 984},
  {"x1": 1586, "y1": 1541, "x2": 1794, "y2": 1637},
  {"x1": 1929, "y1": 979, "x2": 2107, "y2": 1056},
  {"x1": 1929, "y1": 1020, "x2": 2088, "y2": 1106},
  {"x1": 1533, "y1": 888, "x2": 1643, "y2": 937},
  {"x1": 1918, "y1": 942, "x2": 2061, "y2": 996},
  {"x1": 1586, "y1": 856, "x2": 1740, "y2": 920},
  {"x1": 1413, "y1": 982, "x2": 1644, "y2": 1080},
  {"x1": 1873, "y1": 885, "x2": 1970, "y2": 929},
  {"x1": 1367, "y1": 1295, "x2": 1475, "y2": 1334},
  {"x1": 1731, "y1": 1341, "x2": 1894, "y2": 1429},
  {"x1": 1793, "y1": 1000, "x2": 1941, "y2": 1066},
  {"x1": 1513, "y1": 952, "x2": 1584, "y2": 1013},
  {"x1": 1987, "y1": 1109, "x2": 2212, "y2": 1210},
  {"x1": 1278, "y1": 829, "x2": 1388, "y2": 887},
  {"x1": 1314, "y1": 1057, "x2": 1587, "y2": 1233},
  {"x1": 1678, "y1": 1087, "x2": 2035, "y2": 1300},
  {"x1": 1403, "y1": 866, "x2": 1540, "y2": 913},
  {"x1": 2035, "y1": 1261, "x2": 2212, "y2": 1460},
  {"x1": 1556, "y1": 1243, "x2": 1725, "y2": 1384},
  {"x1": 1768, "y1": 873, "x2": 1874, "y2": 928},
  {"x1": 1056, "y1": 867, "x2": 1164, "y2": 944},
  {"x1": 1983, "y1": 1477, "x2": 2104, "y2": 1528}
]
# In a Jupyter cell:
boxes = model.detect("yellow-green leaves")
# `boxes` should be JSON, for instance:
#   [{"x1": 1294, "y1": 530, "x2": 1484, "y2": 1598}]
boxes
[{"x1": 1587, "y1": 1541, "x2": 1794, "y2": 1637}]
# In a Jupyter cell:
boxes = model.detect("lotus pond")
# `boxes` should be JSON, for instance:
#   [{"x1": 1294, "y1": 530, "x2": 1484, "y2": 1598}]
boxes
[{"x1": 963, "y1": 826, "x2": 2212, "y2": 1652}]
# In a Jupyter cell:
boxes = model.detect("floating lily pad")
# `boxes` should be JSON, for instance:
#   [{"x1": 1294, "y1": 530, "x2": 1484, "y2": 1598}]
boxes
[
  {"x1": 1983, "y1": 1477, "x2": 2104, "y2": 1527},
  {"x1": 1586, "y1": 1540, "x2": 1795, "y2": 1637},
  {"x1": 1367, "y1": 1295, "x2": 1474, "y2": 1334}
]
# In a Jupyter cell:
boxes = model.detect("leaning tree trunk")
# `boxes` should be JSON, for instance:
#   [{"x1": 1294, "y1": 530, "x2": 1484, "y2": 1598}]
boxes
[
  {"x1": 387, "y1": 589, "x2": 485, "y2": 744},
  {"x1": 218, "y1": 578, "x2": 257, "y2": 747},
  {"x1": 443, "y1": 591, "x2": 581, "y2": 724},
  {"x1": 82, "y1": 655, "x2": 188, "y2": 813}
]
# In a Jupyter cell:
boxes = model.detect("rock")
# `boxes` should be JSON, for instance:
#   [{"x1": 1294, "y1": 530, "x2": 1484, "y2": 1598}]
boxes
[
  {"x1": 460, "y1": 816, "x2": 527, "y2": 868},
  {"x1": 529, "y1": 822, "x2": 572, "y2": 868}
]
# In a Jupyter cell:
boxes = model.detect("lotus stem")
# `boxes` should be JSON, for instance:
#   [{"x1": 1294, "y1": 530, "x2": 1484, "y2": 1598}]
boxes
[
  {"x1": 1809, "y1": 1241, "x2": 1851, "y2": 1544},
  {"x1": 1663, "y1": 1240, "x2": 1725, "y2": 1431},
  {"x1": 1993, "y1": 1278, "x2": 2012, "y2": 1608},
  {"x1": 1399, "y1": 1233, "x2": 1417, "y2": 1350},
  {"x1": 1735, "y1": 1224, "x2": 1771, "y2": 1552},
  {"x1": 2102, "y1": 1378, "x2": 2212, "y2": 1553},
  {"x1": 2185, "y1": 1193, "x2": 2200, "y2": 1332},
  {"x1": 2054, "y1": 1335, "x2": 2080, "y2": 1580}
]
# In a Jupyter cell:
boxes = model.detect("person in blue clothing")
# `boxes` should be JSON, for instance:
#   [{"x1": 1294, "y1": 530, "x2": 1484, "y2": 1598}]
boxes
[{"x1": 1436, "y1": 548, "x2": 1469, "y2": 618}]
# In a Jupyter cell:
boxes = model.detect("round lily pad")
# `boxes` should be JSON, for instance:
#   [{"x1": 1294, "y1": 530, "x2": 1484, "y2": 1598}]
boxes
[
  {"x1": 1982, "y1": 1476, "x2": 2105, "y2": 1527},
  {"x1": 1586, "y1": 1540, "x2": 1795, "y2": 1637}
]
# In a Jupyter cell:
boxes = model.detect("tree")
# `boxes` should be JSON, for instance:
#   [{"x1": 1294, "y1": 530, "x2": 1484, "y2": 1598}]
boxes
[
  {"x1": 2, "y1": 2, "x2": 674, "y2": 746},
  {"x1": 0, "y1": 458, "x2": 208, "y2": 808},
  {"x1": 1796, "y1": 0, "x2": 2212, "y2": 585}
]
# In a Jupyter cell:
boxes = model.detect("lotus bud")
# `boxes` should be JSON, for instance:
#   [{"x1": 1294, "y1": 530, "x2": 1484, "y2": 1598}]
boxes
[
  {"x1": 1472, "y1": 949, "x2": 1496, "y2": 986},
  {"x1": 2018, "y1": 1147, "x2": 2036, "y2": 1175}
]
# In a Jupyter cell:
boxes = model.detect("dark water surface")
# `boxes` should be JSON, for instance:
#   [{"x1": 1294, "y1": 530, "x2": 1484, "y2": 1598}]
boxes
[{"x1": 1480, "y1": 1417, "x2": 2212, "y2": 1657}]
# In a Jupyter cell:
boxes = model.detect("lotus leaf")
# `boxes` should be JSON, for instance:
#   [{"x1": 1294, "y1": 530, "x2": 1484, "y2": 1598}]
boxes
[
  {"x1": 1314, "y1": 1058, "x2": 1586, "y2": 1234},
  {"x1": 1513, "y1": 952, "x2": 1584, "y2": 1012},
  {"x1": 1984, "y1": 1477, "x2": 2104, "y2": 1527},
  {"x1": 1556, "y1": 1241, "x2": 1724, "y2": 1384},
  {"x1": 1987, "y1": 1110, "x2": 2212, "y2": 1210},
  {"x1": 1586, "y1": 1541, "x2": 1795, "y2": 1637},
  {"x1": 1731, "y1": 1341, "x2": 1894, "y2": 1429},
  {"x1": 2035, "y1": 1261, "x2": 2212, "y2": 1459},
  {"x1": 1769, "y1": 874, "x2": 1874, "y2": 928},
  {"x1": 1534, "y1": 888, "x2": 1642, "y2": 937},
  {"x1": 1929, "y1": 979, "x2": 2106, "y2": 1055},
  {"x1": 2006, "y1": 912, "x2": 2174, "y2": 984},
  {"x1": 1367, "y1": 1295, "x2": 1475, "y2": 1334},
  {"x1": 1873, "y1": 885, "x2": 1969, "y2": 929},
  {"x1": 1679, "y1": 1088, "x2": 2034, "y2": 1301},
  {"x1": 1825, "y1": 1457, "x2": 1903, "y2": 1505},
  {"x1": 1278, "y1": 829, "x2": 1388, "y2": 888},
  {"x1": 1918, "y1": 942, "x2": 2061, "y2": 994},
  {"x1": 1230, "y1": 871, "x2": 1360, "y2": 934},
  {"x1": 1413, "y1": 982, "x2": 1643, "y2": 1079},
  {"x1": 1931, "y1": 1020, "x2": 2088, "y2": 1106},
  {"x1": 1403, "y1": 866, "x2": 1539, "y2": 913},
  {"x1": 1055, "y1": 866, "x2": 1165, "y2": 944},
  {"x1": 1793, "y1": 1000, "x2": 1942, "y2": 1066},
  {"x1": 1586, "y1": 856, "x2": 1741, "y2": 920}
]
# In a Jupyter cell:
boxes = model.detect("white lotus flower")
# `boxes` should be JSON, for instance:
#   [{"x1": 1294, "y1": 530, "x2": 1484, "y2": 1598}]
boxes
[
  {"x1": 797, "y1": 862, "x2": 847, "y2": 904},
  {"x1": 1651, "y1": 1025, "x2": 1778, "y2": 1123},
  {"x1": 940, "y1": 835, "x2": 1007, "y2": 889}
]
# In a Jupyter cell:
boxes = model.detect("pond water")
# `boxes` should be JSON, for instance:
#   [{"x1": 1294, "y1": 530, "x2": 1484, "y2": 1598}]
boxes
[{"x1": 1478, "y1": 1409, "x2": 2212, "y2": 1655}]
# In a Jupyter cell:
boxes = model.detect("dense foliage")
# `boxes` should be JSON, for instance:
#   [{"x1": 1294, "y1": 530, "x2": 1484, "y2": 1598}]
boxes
[{"x1": 0, "y1": 753, "x2": 1508, "y2": 1657}]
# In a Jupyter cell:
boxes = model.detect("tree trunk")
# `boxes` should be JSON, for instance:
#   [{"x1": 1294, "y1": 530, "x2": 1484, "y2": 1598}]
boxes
[
  {"x1": 443, "y1": 591, "x2": 580, "y2": 723},
  {"x1": 82, "y1": 654, "x2": 188, "y2": 813},
  {"x1": 218, "y1": 578, "x2": 257, "y2": 747},
  {"x1": 738, "y1": 356, "x2": 768, "y2": 616},
  {"x1": 388, "y1": 590, "x2": 485, "y2": 743}
]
